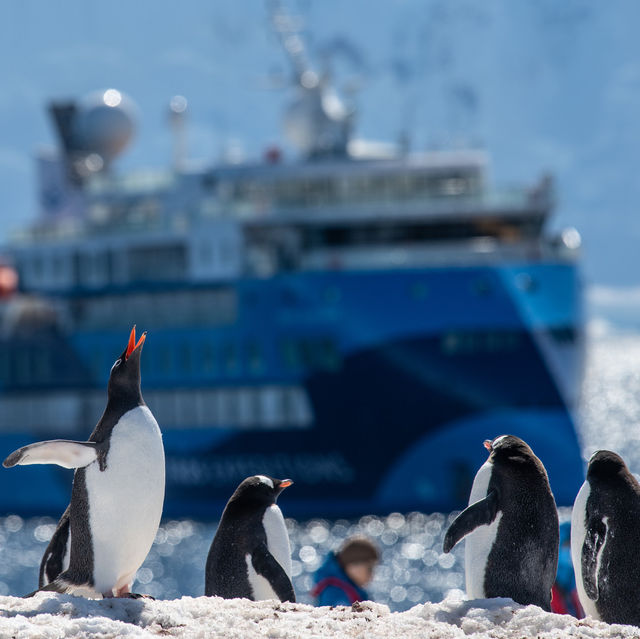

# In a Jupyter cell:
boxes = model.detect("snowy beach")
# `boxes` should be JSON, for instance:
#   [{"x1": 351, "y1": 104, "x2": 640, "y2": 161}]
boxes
[{"x1": 1, "y1": 590, "x2": 638, "y2": 639}]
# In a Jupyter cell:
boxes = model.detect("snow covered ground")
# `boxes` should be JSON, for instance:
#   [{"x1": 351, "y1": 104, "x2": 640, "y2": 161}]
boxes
[{"x1": 0, "y1": 590, "x2": 636, "y2": 639}]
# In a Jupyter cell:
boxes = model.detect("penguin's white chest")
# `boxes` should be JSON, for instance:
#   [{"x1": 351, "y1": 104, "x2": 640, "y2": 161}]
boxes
[
  {"x1": 85, "y1": 405, "x2": 165, "y2": 594},
  {"x1": 464, "y1": 461, "x2": 502, "y2": 599},
  {"x1": 571, "y1": 481, "x2": 602, "y2": 620},
  {"x1": 245, "y1": 504, "x2": 292, "y2": 601}
]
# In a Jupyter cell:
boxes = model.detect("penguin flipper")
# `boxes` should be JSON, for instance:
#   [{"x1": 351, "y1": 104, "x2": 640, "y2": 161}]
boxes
[
  {"x1": 29, "y1": 576, "x2": 99, "y2": 598},
  {"x1": 24, "y1": 578, "x2": 71, "y2": 598},
  {"x1": 443, "y1": 489, "x2": 499, "y2": 553},
  {"x1": 40, "y1": 506, "x2": 71, "y2": 588},
  {"x1": 582, "y1": 517, "x2": 607, "y2": 600},
  {"x1": 251, "y1": 544, "x2": 296, "y2": 603},
  {"x1": 3, "y1": 439, "x2": 99, "y2": 469}
]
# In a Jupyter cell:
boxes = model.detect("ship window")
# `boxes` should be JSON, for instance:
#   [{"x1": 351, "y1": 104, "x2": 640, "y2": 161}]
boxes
[
  {"x1": 246, "y1": 341, "x2": 263, "y2": 375},
  {"x1": 128, "y1": 244, "x2": 187, "y2": 282},
  {"x1": 223, "y1": 343, "x2": 239, "y2": 374},
  {"x1": 92, "y1": 254, "x2": 102, "y2": 283},
  {"x1": 33, "y1": 351, "x2": 52, "y2": 383},
  {"x1": 31, "y1": 257, "x2": 43, "y2": 280},
  {"x1": 89, "y1": 350, "x2": 103, "y2": 379},
  {"x1": 0, "y1": 352, "x2": 9, "y2": 381},
  {"x1": 157, "y1": 345, "x2": 173, "y2": 374},
  {"x1": 106, "y1": 251, "x2": 116, "y2": 284},
  {"x1": 14, "y1": 351, "x2": 30, "y2": 384},
  {"x1": 318, "y1": 339, "x2": 341, "y2": 371},
  {"x1": 220, "y1": 241, "x2": 235, "y2": 264},
  {"x1": 72, "y1": 253, "x2": 81, "y2": 287},
  {"x1": 441, "y1": 331, "x2": 520, "y2": 355},
  {"x1": 281, "y1": 388, "x2": 296, "y2": 423},
  {"x1": 141, "y1": 350, "x2": 152, "y2": 378},
  {"x1": 179, "y1": 343, "x2": 193, "y2": 374},
  {"x1": 440, "y1": 177, "x2": 467, "y2": 195},
  {"x1": 281, "y1": 340, "x2": 301, "y2": 369},
  {"x1": 202, "y1": 343, "x2": 216, "y2": 374},
  {"x1": 199, "y1": 243, "x2": 213, "y2": 264},
  {"x1": 219, "y1": 390, "x2": 239, "y2": 423},
  {"x1": 88, "y1": 252, "x2": 108, "y2": 286},
  {"x1": 52, "y1": 255, "x2": 65, "y2": 280},
  {"x1": 202, "y1": 174, "x2": 217, "y2": 189},
  {"x1": 280, "y1": 338, "x2": 340, "y2": 371},
  {"x1": 300, "y1": 341, "x2": 315, "y2": 368}
]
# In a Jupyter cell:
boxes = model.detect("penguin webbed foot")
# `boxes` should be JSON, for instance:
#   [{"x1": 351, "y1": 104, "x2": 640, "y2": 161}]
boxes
[
  {"x1": 113, "y1": 585, "x2": 155, "y2": 600},
  {"x1": 122, "y1": 592, "x2": 155, "y2": 600}
]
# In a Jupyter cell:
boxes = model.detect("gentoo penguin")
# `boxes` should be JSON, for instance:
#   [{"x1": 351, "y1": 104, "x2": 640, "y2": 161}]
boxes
[
  {"x1": 571, "y1": 450, "x2": 640, "y2": 626},
  {"x1": 205, "y1": 475, "x2": 295, "y2": 602},
  {"x1": 4, "y1": 326, "x2": 165, "y2": 598},
  {"x1": 443, "y1": 435, "x2": 558, "y2": 610}
]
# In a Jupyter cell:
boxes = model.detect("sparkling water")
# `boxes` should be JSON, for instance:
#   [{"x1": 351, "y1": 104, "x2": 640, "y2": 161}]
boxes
[{"x1": 0, "y1": 334, "x2": 633, "y2": 610}]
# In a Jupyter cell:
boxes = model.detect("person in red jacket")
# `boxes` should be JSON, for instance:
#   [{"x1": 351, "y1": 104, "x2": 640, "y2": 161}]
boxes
[
  {"x1": 551, "y1": 521, "x2": 584, "y2": 618},
  {"x1": 311, "y1": 537, "x2": 380, "y2": 606}
]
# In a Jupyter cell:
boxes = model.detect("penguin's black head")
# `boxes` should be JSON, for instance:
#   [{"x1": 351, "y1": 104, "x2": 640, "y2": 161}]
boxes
[
  {"x1": 484, "y1": 434, "x2": 536, "y2": 465},
  {"x1": 229, "y1": 475, "x2": 293, "y2": 507},
  {"x1": 108, "y1": 326, "x2": 146, "y2": 401},
  {"x1": 587, "y1": 450, "x2": 628, "y2": 480}
]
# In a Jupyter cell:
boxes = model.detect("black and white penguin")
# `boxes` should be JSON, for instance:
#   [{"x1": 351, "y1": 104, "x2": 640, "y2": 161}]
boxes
[
  {"x1": 443, "y1": 435, "x2": 558, "y2": 610},
  {"x1": 4, "y1": 326, "x2": 165, "y2": 598},
  {"x1": 205, "y1": 475, "x2": 295, "y2": 602},
  {"x1": 571, "y1": 450, "x2": 640, "y2": 626}
]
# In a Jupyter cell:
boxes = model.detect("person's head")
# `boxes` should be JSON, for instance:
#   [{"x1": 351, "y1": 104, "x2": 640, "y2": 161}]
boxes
[{"x1": 336, "y1": 536, "x2": 380, "y2": 587}]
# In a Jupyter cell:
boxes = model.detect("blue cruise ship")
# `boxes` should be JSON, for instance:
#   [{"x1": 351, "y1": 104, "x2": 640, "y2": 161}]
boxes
[{"x1": 0, "y1": 10, "x2": 585, "y2": 518}]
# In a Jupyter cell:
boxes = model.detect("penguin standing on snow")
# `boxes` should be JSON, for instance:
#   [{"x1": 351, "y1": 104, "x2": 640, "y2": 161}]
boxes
[
  {"x1": 3, "y1": 326, "x2": 165, "y2": 598},
  {"x1": 443, "y1": 435, "x2": 558, "y2": 610},
  {"x1": 571, "y1": 450, "x2": 640, "y2": 626},
  {"x1": 205, "y1": 475, "x2": 295, "y2": 602}
]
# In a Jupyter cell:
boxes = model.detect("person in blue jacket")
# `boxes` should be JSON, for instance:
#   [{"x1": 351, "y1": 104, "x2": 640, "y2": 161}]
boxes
[{"x1": 311, "y1": 536, "x2": 380, "y2": 606}]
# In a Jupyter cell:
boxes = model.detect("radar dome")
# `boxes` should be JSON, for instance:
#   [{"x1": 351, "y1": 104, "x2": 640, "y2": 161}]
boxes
[{"x1": 72, "y1": 89, "x2": 137, "y2": 164}]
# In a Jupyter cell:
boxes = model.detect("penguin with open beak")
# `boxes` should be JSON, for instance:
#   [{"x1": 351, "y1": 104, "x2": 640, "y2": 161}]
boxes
[{"x1": 4, "y1": 326, "x2": 165, "y2": 599}]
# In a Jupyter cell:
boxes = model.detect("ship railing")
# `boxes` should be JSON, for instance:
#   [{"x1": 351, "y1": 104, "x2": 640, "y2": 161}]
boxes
[
  {"x1": 298, "y1": 237, "x2": 579, "y2": 270},
  {"x1": 216, "y1": 186, "x2": 550, "y2": 222},
  {"x1": 85, "y1": 169, "x2": 176, "y2": 196}
]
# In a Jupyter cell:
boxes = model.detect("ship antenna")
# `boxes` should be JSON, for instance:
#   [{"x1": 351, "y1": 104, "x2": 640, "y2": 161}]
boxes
[
  {"x1": 267, "y1": 0, "x2": 353, "y2": 159},
  {"x1": 169, "y1": 95, "x2": 188, "y2": 172},
  {"x1": 268, "y1": 0, "x2": 315, "y2": 89}
]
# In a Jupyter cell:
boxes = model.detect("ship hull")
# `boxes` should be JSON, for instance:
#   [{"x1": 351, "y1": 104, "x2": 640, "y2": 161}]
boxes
[{"x1": 0, "y1": 261, "x2": 584, "y2": 517}]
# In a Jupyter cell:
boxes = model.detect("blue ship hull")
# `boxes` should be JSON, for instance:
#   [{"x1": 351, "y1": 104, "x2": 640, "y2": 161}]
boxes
[{"x1": 0, "y1": 261, "x2": 584, "y2": 518}]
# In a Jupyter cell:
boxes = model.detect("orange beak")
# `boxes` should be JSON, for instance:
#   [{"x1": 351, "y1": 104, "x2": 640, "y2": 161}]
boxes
[
  {"x1": 279, "y1": 479, "x2": 293, "y2": 489},
  {"x1": 125, "y1": 326, "x2": 146, "y2": 359},
  {"x1": 483, "y1": 439, "x2": 493, "y2": 451}
]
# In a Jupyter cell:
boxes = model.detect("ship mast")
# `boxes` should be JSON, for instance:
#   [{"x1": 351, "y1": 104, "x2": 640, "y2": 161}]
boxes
[{"x1": 268, "y1": 0, "x2": 354, "y2": 159}]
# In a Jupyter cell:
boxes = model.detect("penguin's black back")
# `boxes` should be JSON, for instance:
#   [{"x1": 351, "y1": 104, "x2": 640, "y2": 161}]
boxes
[
  {"x1": 205, "y1": 495, "x2": 271, "y2": 599},
  {"x1": 584, "y1": 451, "x2": 640, "y2": 625},
  {"x1": 485, "y1": 436, "x2": 558, "y2": 610}
]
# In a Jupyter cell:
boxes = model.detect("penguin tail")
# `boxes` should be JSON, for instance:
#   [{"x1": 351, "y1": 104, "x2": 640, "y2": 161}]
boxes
[
  {"x1": 23, "y1": 579, "x2": 69, "y2": 598},
  {"x1": 24, "y1": 577, "x2": 98, "y2": 599}
]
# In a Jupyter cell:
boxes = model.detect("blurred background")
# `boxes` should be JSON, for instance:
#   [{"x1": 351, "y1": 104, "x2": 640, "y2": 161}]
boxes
[
  {"x1": 1, "y1": 0, "x2": 640, "y2": 293},
  {"x1": 0, "y1": 0, "x2": 638, "y2": 611}
]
